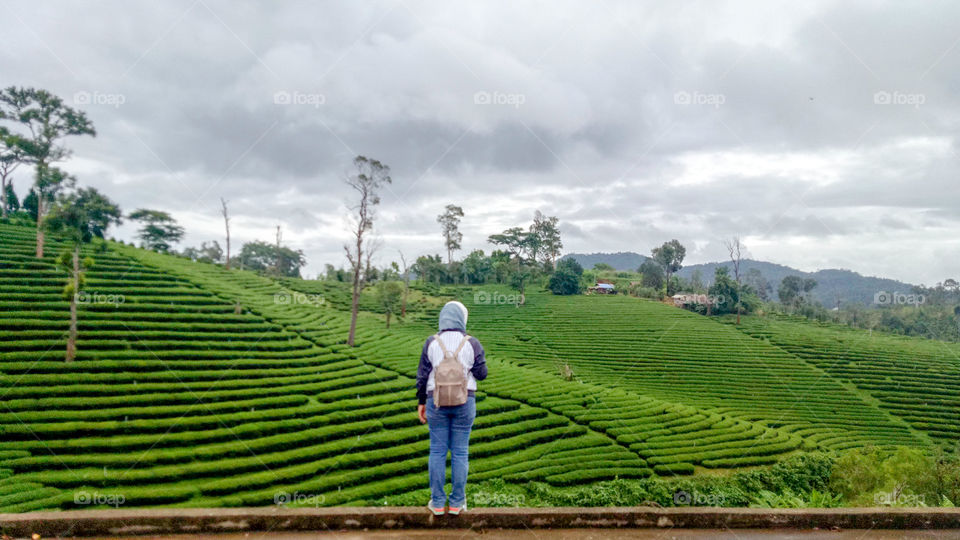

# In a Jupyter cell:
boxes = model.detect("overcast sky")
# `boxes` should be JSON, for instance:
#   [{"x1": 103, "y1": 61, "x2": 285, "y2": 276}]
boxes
[{"x1": 2, "y1": 0, "x2": 958, "y2": 284}]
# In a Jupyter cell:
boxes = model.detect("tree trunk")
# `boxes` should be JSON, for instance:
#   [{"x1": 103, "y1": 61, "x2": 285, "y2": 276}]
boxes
[
  {"x1": 35, "y1": 195, "x2": 45, "y2": 258},
  {"x1": 401, "y1": 283, "x2": 409, "y2": 317},
  {"x1": 1, "y1": 177, "x2": 7, "y2": 219},
  {"x1": 221, "y1": 198, "x2": 231, "y2": 269},
  {"x1": 347, "y1": 239, "x2": 362, "y2": 347},
  {"x1": 35, "y1": 164, "x2": 45, "y2": 258},
  {"x1": 385, "y1": 311, "x2": 391, "y2": 329},
  {"x1": 66, "y1": 246, "x2": 79, "y2": 361},
  {"x1": 347, "y1": 275, "x2": 360, "y2": 346}
]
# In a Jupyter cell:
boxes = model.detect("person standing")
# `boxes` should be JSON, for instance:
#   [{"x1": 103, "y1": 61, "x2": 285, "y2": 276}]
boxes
[{"x1": 416, "y1": 300, "x2": 487, "y2": 515}]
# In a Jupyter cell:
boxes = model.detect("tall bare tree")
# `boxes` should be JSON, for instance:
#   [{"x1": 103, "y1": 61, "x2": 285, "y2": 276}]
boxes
[
  {"x1": 220, "y1": 197, "x2": 231, "y2": 269},
  {"x1": 725, "y1": 236, "x2": 744, "y2": 325},
  {"x1": 344, "y1": 155, "x2": 392, "y2": 346},
  {"x1": 0, "y1": 87, "x2": 96, "y2": 258},
  {"x1": 274, "y1": 224, "x2": 283, "y2": 275},
  {"x1": 437, "y1": 204, "x2": 464, "y2": 264},
  {"x1": 398, "y1": 250, "x2": 410, "y2": 317}
]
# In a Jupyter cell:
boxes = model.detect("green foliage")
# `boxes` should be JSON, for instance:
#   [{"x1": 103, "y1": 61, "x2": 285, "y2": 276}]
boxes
[
  {"x1": 374, "y1": 281, "x2": 404, "y2": 327},
  {"x1": 638, "y1": 259, "x2": 664, "y2": 291},
  {"x1": 128, "y1": 208, "x2": 184, "y2": 253},
  {"x1": 778, "y1": 274, "x2": 817, "y2": 307},
  {"x1": 651, "y1": 239, "x2": 685, "y2": 286},
  {"x1": 548, "y1": 258, "x2": 582, "y2": 295},
  {"x1": 237, "y1": 240, "x2": 306, "y2": 278},
  {"x1": 437, "y1": 204, "x2": 464, "y2": 263}
]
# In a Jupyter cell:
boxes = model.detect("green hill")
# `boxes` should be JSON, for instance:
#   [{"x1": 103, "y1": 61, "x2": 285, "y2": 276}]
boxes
[{"x1": 0, "y1": 222, "x2": 950, "y2": 512}]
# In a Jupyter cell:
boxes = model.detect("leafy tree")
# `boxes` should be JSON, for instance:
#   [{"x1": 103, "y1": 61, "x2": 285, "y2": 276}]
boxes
[
  {"x1": 129, "y1": 208, "x2": 184, "y2": 252},
  {"x1": 343, "y1": 155, "x2": 391, "y2": 346},
  {"x1": 461, "y1": 249, "x2": 493, "y2": 284},
  {"x1": 651, "y1": 239, "x2": 686, "y2": 290},
  {"x1": 593, "y1": 262, "x2": 614, "y2": 271},
  {"x1": 530, "y1": 211, "x2": 562, "y2": 265},
  {"x1": 3, "y1": 183, "x2": 18, "y2": 214},
  {"x1": 509, "y1": 264, "x2": 535, "y2": 296},
  {"x1": 181, "y1": 241, "x2": 223, "y2": 264},
  {"x1": 237, "y1": 240, "x2": 306, "y2": 277},
  {"x1": 0, "y1": 126, "x2": 26, "y2": 219},
  {"x1": 708, "y1": 266, "x2": 757, "y2": 316},
  {"x1": 437, "y1": 204, "x2": 464, "y2": 264},
  {"x1": 323, "y1": 263, "x2": 350, "y2": 282},
  {"x1": 488, "y1": 227, "x2": 531, "y2": 263},
  {"x1": 412, "y1": 254, "x2": 449, "y2": 284},
  {"x1": 22, "y1": 188, "x2": 38, "y2": 221},
  {"x1": 0, "y1": 87, "x2": 96, "y2": 257},
  {"x1": 744, "y1": 268, "x2": 772, "y2": 301},
  {"x1": 638, "y1": 259, "x2": 665, "y2": 291},
  {"x1": 549, "y1": 258, "x2": 583, "y2": 295},
  {"x1": 44, "y1": 187, "x2": 121, "y2": 361},
  {"x1": 397, "y1": 251, "x2": 411, "y2": 316},
  {"x1": 376, "y1": 281, "x2": 404, "y2": 329},
  {"x1": 779, "y1": 275, "x2": 817, "y2": 307}
]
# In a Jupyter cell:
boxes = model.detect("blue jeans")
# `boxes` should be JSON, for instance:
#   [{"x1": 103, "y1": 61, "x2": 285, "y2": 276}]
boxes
[{"x1": 425, "y1": 395, "x2": 476, "y2": 508}]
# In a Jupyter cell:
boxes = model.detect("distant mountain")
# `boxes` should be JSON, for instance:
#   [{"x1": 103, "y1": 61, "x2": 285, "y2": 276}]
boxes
[
  {"x1": 562, "y1": 252, "x2": 916, "y2": 306},
  {"x1": 561, "y1": 252, "x2": 649, "y2": 271}
]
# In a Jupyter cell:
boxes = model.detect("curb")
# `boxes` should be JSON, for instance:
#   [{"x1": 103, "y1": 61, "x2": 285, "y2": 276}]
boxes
[{"x1": 3, "y1": 507, "x2": 960, "y2": 536}]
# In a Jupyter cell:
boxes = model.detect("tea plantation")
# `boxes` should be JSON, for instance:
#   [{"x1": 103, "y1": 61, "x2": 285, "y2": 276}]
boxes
[{"x1": 0, "y1": 221, "x2": 947, "y2": 512}]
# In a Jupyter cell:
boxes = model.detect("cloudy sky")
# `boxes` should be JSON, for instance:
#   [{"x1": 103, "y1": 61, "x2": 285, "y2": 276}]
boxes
[{"x1": 2, "y1": 0, "x2": 958, "y2": 284}]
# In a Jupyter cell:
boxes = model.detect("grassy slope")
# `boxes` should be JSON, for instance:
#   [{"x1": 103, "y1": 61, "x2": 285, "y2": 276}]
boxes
[
  {"x1": 443, "y1": 288, "x2": 926, "y2": 451},
  {"x1": 0, "y1": 224, "x2": 639, "y2": 511},
  {"x1": 725, "y1": 314, "x2": 959, "y2": 446},
  {"x1": 1, "y1": 220, "x2": 946, "y2": 512}
]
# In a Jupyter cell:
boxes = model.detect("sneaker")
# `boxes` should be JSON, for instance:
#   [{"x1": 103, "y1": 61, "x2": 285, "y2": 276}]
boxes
[
  {"x1": 427, "y1": 502, "x2": 445, "y2": 516},
  {"x1": 447, "y1": 502, "x2": 466, "y2": 516}
]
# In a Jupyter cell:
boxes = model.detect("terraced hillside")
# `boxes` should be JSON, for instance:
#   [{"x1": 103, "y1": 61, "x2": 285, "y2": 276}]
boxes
[
  {"x1": 728, "y1": 315, "x2": 960, "y2": 445},
  {"x1": 453, "y1": 291, "x2": 927, "y2": 451},
  {"x1": 124, "y1": 245, "x2": 806, "y2": 477},
  {"x1": 0, "y1": 220, "x2": 943, "y2": 513},
  {"x1": 0, "y1": 223, "x2": 641, "y2": 512}
]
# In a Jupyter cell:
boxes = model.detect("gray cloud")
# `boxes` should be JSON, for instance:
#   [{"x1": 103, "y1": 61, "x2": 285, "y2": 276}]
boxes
[{"x1": 2, "y1": 0, "x2": 959, "y2": 283}]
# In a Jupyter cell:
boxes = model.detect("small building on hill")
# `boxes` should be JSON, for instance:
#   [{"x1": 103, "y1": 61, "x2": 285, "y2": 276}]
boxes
[{"x1": 588, "y1": 283, "x2": 616, "y2": 294}]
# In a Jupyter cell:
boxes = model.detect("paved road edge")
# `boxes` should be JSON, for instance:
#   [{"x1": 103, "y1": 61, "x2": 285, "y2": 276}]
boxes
[{"x1": 3, "y1": 507, "x2": 960, "y2": 537}]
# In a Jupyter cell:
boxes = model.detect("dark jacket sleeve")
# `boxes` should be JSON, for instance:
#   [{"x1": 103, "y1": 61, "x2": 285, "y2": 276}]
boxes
[
  {"x1": 469, "y1": 337, "x2": 487, "y2": 381},
  {"x1": 415, "y1": 337, "x2": 434, "y2": 405}
]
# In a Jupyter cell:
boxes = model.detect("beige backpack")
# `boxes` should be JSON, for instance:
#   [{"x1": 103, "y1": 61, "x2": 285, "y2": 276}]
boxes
[{"x1": 433, "y1": 334, "x2": 470, "y2": 407}]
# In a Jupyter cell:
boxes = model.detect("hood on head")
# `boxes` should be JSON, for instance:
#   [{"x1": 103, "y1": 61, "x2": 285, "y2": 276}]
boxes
[{"x1": 438, "y1": 301, "x2": 468, "y2": 332}]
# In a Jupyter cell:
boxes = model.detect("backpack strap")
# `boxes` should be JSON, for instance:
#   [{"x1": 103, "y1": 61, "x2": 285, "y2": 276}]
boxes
[
  {"x1": 434, "y1": 334, "x2": 449, "y2": 355},
  {"x1": 435, "y1": 333, "x2": 469, "y2": 357},
  {"x1": 453, "y1": 334, "x2": 470, "y2": 357}
]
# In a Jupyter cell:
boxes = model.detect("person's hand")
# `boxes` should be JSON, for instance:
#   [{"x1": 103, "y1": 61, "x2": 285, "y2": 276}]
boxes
[{"x1": 418, "y1": 404, "x2": 427, "y2": 424}]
